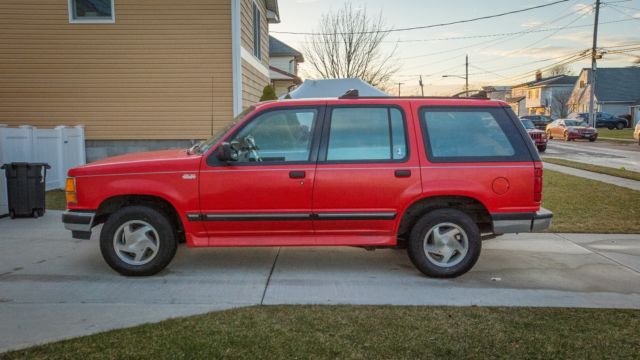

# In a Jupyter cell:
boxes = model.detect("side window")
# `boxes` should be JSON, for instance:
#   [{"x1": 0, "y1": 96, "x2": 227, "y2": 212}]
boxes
[
  {"x1": 68, "y1": 0, "x2": 115, "y2": 23},
  {"x1": 326, "y1": 107, "x2": 407, "y2": 162},
  {"x1": 252, "y1": 2, "x2": 262, "y2": 60},
  {"x1": 229, "y1": 108, "x2": 317, "y2": 163},
  {"x1": 420, "y1": 107, "x2": 530, "y2": 162}
]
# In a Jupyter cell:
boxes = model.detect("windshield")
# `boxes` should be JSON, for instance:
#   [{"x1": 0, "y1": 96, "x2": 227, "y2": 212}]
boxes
[
  {"x1": 521, "y1": 119, "x2": 535, "y2": 129},
  {"x1": 191, "y1": 106, "x2": 256, "y2": 155},
  {"x1": 564, "y1": 119, "x2": 588, "y2": 127}
]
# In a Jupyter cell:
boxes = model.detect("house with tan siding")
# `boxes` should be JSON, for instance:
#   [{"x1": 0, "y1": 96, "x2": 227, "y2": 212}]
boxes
[{"x1": 0, "y1": 0, "x2": 280, "y2": 161}]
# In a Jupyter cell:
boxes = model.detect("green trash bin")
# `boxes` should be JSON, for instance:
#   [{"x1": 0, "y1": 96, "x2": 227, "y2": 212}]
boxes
[{"x1": 1, "y1": 162, "x2": 51, "y2": 219}]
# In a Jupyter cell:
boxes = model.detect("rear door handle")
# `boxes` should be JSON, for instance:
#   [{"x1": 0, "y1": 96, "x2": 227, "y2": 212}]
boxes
[
  {"x1": 395, "y1": 169, "x2": 411, "y2": 178},
  {"x1": 289, "y1": 171, "x2": 305, "y2": 179}
]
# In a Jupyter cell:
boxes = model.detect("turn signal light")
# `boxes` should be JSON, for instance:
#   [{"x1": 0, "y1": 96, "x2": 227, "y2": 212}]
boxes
[{"x1": 65, "y1": 177, "x2": 77, "y2": 205}]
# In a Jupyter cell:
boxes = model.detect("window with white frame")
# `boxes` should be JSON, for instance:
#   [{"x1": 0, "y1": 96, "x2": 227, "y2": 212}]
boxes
[
  {"x1": 252, "y1": 2, "x2": 261, "y2": 59},
  {"x1": 68, "y1": 0, "x2": 115, "y2": 23}
]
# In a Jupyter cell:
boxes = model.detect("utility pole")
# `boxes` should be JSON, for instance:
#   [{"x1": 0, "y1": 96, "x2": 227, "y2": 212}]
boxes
[
  {"x1": 465, "y1": 54, "x2": 469, "y2": 95},
  {"x1": 396, "y1": 82, "x2": 404, "y2": 96},
  {"x1": 588, "y1": 0, "x2": 601, "y2": 128},
  {"x1": 419, "y1": 76, "x2": 424, "y2": 96}
]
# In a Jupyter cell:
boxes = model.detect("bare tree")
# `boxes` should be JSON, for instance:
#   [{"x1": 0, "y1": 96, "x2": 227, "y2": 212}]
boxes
[
  {"x1": 551, "y1": 90, "x2": 572, "y2": 118},
  {"x1": 303, "y1": 3, "x2": 398, "y2": 89},
  {"x1": 545, "y1": 64, "x2": 573, "y2": 77}
]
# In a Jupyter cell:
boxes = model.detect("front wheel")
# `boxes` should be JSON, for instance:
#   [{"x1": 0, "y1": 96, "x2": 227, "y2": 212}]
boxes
[
  {"x1": 616, "y1": 122, "x2": 625, "y2": 130},
  {"x1": 100, "y1": 205, "x2": 177, "y2": 276},
  {"x1": 563, "y1": 132, "x2": 570, "y2": 141},
  {"x1": 546, "y1": 131, "x2": 553, "y2": 140},
  {"x1": 407, "y1": 209, "x2": 481, "y2": 278},
  {"x1": 537, "y1": 145, "x2": 547, "y2": 152}
]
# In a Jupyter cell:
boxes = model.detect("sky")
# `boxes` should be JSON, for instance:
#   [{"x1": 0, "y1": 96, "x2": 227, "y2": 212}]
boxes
[{"x1": 270, "y1": 0, "x2": 640, "y2": 95}]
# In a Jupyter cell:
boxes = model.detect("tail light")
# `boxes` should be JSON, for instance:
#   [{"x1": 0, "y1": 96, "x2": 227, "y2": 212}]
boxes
[
  {"x1": 65, "y1": 177, "x2": 77, "y2": 205},
  {"x1": 533, "y1": 164, "x2": 543, "y2": 202}
]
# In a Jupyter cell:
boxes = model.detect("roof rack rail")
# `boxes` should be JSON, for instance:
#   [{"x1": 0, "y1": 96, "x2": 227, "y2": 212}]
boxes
[{"x1": 336, "y1": 96, "x2": 491, "y2": 100}]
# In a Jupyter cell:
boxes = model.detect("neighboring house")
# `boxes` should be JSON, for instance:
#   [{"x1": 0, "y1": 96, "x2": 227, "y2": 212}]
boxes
[
  {"x1": 631, "y1": 99, "x2": 640, "y2": 127},
  {"x1": 568, "y1": 67, "x2": 640, "y2": 116},
  {"x1": 507, "y1": 72, "x2": 577, "y2": 118},
  {"x1": 525, "y1": 75, "x2": 577, "y2": 118},
  {"x1": 482, "y1": 86, "x2": 511, "y2": 101},
  {"x1": 286, "y1": 78, "x2": 388, "y2": 99},
  {"x1": 269, "y1": 36, "x2": 304, "y2": 97},
  {"x1": 0, "y1": 0, "x2": 280, "y2": 161},
  {"x1": 507, "y1": 82, "x2": 528, "y2": 116}
]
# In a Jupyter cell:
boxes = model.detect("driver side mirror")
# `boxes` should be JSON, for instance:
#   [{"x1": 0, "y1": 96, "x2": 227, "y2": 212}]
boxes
[{"x1": 217, "y1": 142, "x2": 238, "y2": 162}]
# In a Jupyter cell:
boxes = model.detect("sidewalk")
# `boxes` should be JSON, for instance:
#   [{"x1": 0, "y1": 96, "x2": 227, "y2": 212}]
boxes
[
  {"x1": 1, "y1": 211, "x2": 639, "y2": 352},
  {"x1": 544, "y1": 162, "x2": 640, "y2": 191}
]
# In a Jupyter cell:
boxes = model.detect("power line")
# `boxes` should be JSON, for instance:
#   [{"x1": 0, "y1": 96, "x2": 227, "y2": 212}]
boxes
[{"x1": 271, "y1": 0, "x2": 572, "y2": 35}]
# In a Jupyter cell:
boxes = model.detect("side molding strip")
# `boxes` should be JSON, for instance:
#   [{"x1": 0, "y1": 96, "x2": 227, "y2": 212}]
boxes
[{"x1": 186, "y1": 212, "x2": 397, "y2": 222}]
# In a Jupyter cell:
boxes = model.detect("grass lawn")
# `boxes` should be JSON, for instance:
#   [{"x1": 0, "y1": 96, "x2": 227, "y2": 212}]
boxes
[
  {"x1": 2, "y1": 305, "x2": 639, "y2": 359},
  {"x1": 542, "y1": 169, "x2": 640, "y2": 233},
  {"x1": 45, "y1": 190, "x2": 66, "y2": 211},
  {"x1": 597, "y1": 128, "x2": 635, "y2": 141},
  {"x1": 544, "y1": 158, "x2": 640, "y2": 182}
]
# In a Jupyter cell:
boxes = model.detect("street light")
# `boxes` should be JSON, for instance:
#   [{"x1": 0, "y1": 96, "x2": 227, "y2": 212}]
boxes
[{"x1": 442, "y1": 74, "x2": 469, "y2": 95}]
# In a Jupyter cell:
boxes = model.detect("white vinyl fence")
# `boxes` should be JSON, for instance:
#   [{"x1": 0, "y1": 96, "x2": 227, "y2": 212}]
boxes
[{"x1": 0, "y1": 124, "x2": 86, "y2": 214}]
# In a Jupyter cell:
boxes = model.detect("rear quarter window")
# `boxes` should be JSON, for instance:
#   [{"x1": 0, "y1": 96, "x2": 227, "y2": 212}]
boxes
[{"x1": 419, "y1": 107, "x2": 532, "y2": 163}]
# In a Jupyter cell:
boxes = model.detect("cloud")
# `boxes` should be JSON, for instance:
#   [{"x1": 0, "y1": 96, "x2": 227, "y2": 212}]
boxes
[
  {"x1": 552, "y1": 31, "x2": 640, "y2": 47},
  {"x1": 521, "y1": 20, "x2": 544, "y2": 28},
  {"x1": 480, "y1": 46, "x2": 580, "y2": 59},
  {"x1": 572, "y1": 3, "x2": 594, "y2": 14}
]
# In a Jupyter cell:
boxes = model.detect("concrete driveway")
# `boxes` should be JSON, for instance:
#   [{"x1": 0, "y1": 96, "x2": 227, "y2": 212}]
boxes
[{"x1": 1, "y1": 211, "x2": 639, "y2": 352}]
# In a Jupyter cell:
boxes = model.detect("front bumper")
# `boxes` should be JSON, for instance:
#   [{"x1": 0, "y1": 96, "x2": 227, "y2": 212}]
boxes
[
  {"x1": 62, "y1": 210, "x2": 95, "y2": 239},
  {"x1": 492, "y1": 208, "x2": 553, "y2": 234}
]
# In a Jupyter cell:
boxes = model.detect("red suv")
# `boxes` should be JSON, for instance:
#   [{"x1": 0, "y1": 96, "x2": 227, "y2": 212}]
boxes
[{"x1": 62, "y1": 96, "x2": 552, "y2": 278}]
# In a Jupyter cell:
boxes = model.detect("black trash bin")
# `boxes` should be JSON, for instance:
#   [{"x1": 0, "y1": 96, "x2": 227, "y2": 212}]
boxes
[{"x1": 1, "y1": 162, "x2": 51, "y2": 219}]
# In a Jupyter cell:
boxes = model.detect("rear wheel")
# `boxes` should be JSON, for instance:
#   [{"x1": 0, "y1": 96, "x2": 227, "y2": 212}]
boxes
[
  {"x1": 100, "y1": 205, "x2": 177, "y2": 276},
  {"x1": 407, "y1": 209, "x2": 481, "y2": 278},
  {"x1": 607, "y1": 125, "x2": 614, "y2": 130},
  {"x1": 616, "y1": 122, "x2": 625, "y2": 130}
]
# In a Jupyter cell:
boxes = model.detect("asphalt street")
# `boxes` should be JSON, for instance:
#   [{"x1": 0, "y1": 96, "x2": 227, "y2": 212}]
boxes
[
  {"x1": 1, "y1": 211, "x2": 639, "y2": 352},
  {"x1": 543, "y1": 139, "x2": 640, "y2": 172}
]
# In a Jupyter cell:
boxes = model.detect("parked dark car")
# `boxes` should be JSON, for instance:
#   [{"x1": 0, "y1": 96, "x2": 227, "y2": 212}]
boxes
[
  {"x1": 571, "y1": 112, "x2": 628, "y2": 130},
  {"x1": 520, "y1": 115, "x2": 553, "y2": 130},
  {"x1": 521, "y1": 119, "x2": 548, "y2": 152},
  {"x1": 546, "y1": 119, "x2": 598, "y2": 142}
]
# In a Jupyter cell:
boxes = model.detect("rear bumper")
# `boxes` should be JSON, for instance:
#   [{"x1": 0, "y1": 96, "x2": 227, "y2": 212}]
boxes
[
  {"x1": 62, "y1": 210, "x2": 95, "y2": 239},
  {"x1": 492, "y1": 208, "x2": 553, "y2": 234}
]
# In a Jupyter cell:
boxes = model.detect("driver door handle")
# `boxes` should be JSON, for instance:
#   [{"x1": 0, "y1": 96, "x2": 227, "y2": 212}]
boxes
[{"x1": 289, "y1": 171, "x2": 305, "y2": 179}]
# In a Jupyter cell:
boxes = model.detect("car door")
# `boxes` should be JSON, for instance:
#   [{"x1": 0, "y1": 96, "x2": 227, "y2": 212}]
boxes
[
  {"x1": 311, "y1": 103, "x2": 421, "y2": 246},
  {"x1": 553, "y1": 120, "x2": 564, "y2": 137},
  {"x1": 199, "y1": 106, "x2": 323, "y2": 245}
]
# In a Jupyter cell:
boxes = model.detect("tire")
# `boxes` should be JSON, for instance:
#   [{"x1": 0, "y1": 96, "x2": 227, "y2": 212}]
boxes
[
  {"x1": 546, "y1": 131, "x2": 553, "y2": 140},
  {"x1": 563, "y1": 132, "x2": 570, "y2": 141},
  {"x1": 616, "y1": 122, "x2": 625, "y2": 130},
  {"x1": 589, "y1": 137, "x2": 596, "y2": 142},
  {"x1": 100, "y1": 205, "x2": 177, "y2": 276},
  {"x1": 537, "y1": 145, "x2": 546, "y2": 152},
  {"x1": 407, "y1": 209, "x2": 481, "y2": 278},
  {"x1": 607, "y1": 125, "x2": 614, "y2": 130}
]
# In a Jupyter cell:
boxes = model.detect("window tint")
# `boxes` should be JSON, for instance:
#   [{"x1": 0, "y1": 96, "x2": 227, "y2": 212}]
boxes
[
  {"x1": 230, "y1": 109, "x2": 316, "y2": 163},
  {"x1": 421, "y1": 107, "x2": 529, "y2": 162},
  {"x1": 327, "y1": 107, "x2": 407, "y2": 161},
  {"x1": 70, "y1": 0, "x2": 114, "y2": 22}
]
